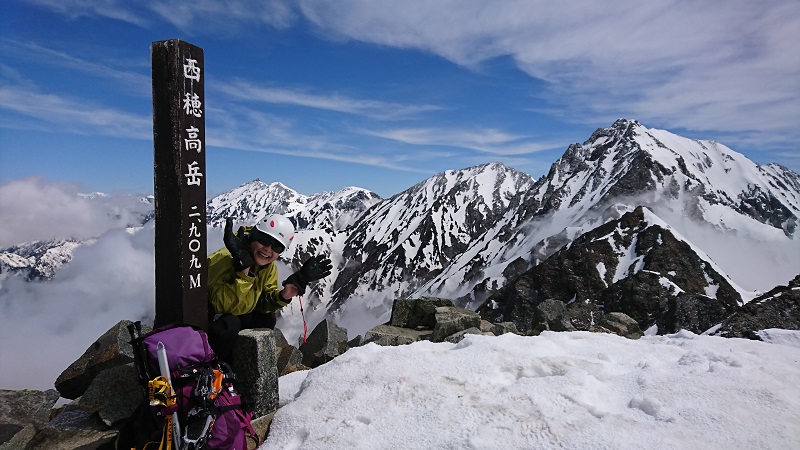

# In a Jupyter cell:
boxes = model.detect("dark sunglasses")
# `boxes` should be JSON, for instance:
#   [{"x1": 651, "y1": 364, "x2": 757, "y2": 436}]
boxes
[{"x1": 255, "y1": 234, "x2": 285, "y2": 254}]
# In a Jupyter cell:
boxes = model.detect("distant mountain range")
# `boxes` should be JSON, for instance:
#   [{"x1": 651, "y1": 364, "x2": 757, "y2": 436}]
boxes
[
  {"x1": 2, "y1": 119, "x2": 799, "y2": 337},
  {"x1": 207, "y1": 181, "x2": 382, "y2": 232}
]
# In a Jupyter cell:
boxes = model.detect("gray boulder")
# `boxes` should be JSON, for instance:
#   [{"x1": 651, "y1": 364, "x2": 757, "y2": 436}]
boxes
[
  {"x1": 55, "y1": 320, "x2": 149, "y2": 399},
  {"x1": 390, "y1": 297, "x2": 454, "y2": 329},
  {"x1": 362, "y1": 299, "x2": 521, "y2": 348},
  {"x1": 76, "y1": 363, "x2": 141, "y2": 426},
  {"x1": 233, "y1": 328, "x2": 279, "y2": 418},
  {"x1": 347, "y1": 335, "x2": 363, "y2": 347},
  {"x1": 596, "y1": 312, "x2": 643, "y2": 339},
  {"x1": 431, "y1": 306, "x2": 481, "y2": 342},
  {"x1": 535, "y1": 299, "x2": 577, "y2": 332},
  {"x1": 443, "y1": 327, "x2": 483, "y2": 344},
  {"x1": 300, "y1": 319, "x2": 349, "y2": 368},
  {"x1": 0, "y1": 424, "x2": 36, "y2": 450},
  {"x1": 479, "y1": 320, "x2": 518, "y2": 335},
  {"x1": 274, "y1": 328, "x2": 306, "y2": 376}
]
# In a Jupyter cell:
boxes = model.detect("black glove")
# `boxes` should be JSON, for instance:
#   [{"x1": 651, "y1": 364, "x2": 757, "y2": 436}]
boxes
[
  {"x1": 283, "y1": 254, "x2": 333, "y2": 295},
  {"x1": 223, "y1": 218, "x2": 254, "y2": 273}
]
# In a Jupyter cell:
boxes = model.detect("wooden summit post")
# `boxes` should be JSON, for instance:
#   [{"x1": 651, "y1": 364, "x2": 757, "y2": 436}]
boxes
[{"x1": 152, "y1": 39, "x2": 207, "y2": 329}]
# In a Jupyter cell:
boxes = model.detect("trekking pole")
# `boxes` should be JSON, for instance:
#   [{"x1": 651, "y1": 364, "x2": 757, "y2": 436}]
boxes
[{"x1": 157, "y1": 342, "x2": 182, "y2": 450}]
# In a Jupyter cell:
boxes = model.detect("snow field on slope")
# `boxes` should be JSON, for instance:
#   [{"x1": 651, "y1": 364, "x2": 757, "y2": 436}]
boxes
[{"x1": 267, "y1": 331, "x2": 800, "y2": 450}]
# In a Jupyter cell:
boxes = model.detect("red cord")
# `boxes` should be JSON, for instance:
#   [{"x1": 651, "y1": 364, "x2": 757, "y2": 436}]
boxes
[{"x1": 298, "y1": 295, "x2": 307, "y2": 343}]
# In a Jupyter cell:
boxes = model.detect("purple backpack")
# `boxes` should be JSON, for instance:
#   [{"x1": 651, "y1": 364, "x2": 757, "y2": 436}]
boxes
[{"x1": 122, "y1": 322, "x2": 257, "y2": 450}]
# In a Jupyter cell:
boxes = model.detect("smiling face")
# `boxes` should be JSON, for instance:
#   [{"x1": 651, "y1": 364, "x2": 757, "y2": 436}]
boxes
[{"x1": 249, "y1": 240, "x2": 280, "y2": 266}]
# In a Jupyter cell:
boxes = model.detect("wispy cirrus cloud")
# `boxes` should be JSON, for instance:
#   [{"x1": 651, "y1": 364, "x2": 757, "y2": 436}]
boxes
[
  {"x1": 147, "y1": 0, "x2": 297, "y2": 33},
  {"x1": 21, "y1": 0, "x2": 298, "y2": 32},
  {"x1": 20, "y1": 0, "x2": 152, "y2": 26},
  {"x1": 0, "y1": 38, "x2": 151, "y2": 95},
  {"x1": 215, "y1": 80, "x2": 442, "y2": 120},
  {"x1": 0, "y1": 84, "x2": 151, "y2": 138},
  {"x1": 207, "y1": 104, "x2": 441, "y2": 174},
  {"x1": 0, "y1": 68, "x2": 448, "y2": 175},
  {"x1": 363, "y1": 126, "x2": 565, "y2": 156},
  {"x1": 12, "y1": 0, "x2": 799, "y2": 180}
]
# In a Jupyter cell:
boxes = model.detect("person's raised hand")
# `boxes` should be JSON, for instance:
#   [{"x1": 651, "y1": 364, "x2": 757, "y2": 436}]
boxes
[
  {"x1": 283, "y1": 254, "x2": 333, "y2": 295},
  {"x1": 223, "y1": 218, "x2": 254, "y2": 273}
]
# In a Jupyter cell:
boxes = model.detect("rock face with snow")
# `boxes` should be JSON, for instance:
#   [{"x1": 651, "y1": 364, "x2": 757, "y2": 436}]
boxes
[
  {"x1": 477, "y1": 206, "x2": 745, "y2": 334},
  {"x1": 0, "y1": 182, "x2": 380, "y2": 283}
]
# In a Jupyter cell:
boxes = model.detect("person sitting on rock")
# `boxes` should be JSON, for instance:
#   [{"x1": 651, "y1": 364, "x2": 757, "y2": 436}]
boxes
[{"x1": 207, "y1": 215, "x2": 332, "y2": 360}]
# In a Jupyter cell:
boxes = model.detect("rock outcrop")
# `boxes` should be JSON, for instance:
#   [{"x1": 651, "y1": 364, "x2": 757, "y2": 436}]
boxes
[
  {"x1": 715, "y1": 274, "x2": 800, "y2": 339},
  {"x1": 0, "y1": 389, "x2": 60, "y2": 446},
  {"x1": 359, "y1": 297, "x2": 638, "y2": 347}
]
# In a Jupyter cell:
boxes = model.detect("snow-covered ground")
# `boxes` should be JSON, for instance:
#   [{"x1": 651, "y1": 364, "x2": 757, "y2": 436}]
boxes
[{"x1": 266, "y1": 330, "x2": 800, "y2": 450}]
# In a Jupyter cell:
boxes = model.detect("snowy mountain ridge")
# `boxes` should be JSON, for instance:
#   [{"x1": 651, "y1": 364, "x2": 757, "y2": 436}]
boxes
[
  {"x1": 318, "y1": 120, "x2": 799, "y2": 336},
  {"x1": 2, "y1": 119, "x2": 798, "y2": 341},
  {"x1": 330, "y1": 162, "x2": 535, "y2": 309}
]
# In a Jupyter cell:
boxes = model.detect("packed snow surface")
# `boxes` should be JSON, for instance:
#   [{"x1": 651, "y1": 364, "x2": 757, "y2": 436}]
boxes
[{"x1": 265, "y1": 331, "x2": 800, "y2": 450}]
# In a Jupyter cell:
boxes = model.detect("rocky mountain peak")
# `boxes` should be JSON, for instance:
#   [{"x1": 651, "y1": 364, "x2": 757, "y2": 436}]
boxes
[{"x1": 533, "y1": 119, "x2": 799, "y2": 239}]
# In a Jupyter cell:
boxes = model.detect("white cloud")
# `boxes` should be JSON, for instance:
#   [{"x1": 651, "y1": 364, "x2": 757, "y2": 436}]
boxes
[
  {"x1": 0, "y1": 225, "x2": 156, "y2": 390},
  {"x1": 296, "y1": 0, "x2": 800, "y2": 139},
  {"x1": 22, "y1": 0, "x2": 799, "y2": 143},
  {"x1": 0, "y1": 39, "x2": 151, "y2": 92},
  {"x1": 206, "y1": 104, "x2": 446, "y2": 174},
  {"x1": 648, "y1": 200, "x2": 800, "y2": 293},
  {"x1": 0, "y1": 178, "x2": 149, "y2": 247}
]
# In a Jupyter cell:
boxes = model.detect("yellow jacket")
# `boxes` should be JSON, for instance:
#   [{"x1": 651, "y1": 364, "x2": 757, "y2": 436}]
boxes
[{"x1": 207, "y1": 236, "x2": 290, "y2": 315}]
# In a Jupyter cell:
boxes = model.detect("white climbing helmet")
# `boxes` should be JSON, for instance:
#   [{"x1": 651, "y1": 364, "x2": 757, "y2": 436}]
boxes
[{"x1": 254, "y1": 214, "x2": 295, "y2": 249}]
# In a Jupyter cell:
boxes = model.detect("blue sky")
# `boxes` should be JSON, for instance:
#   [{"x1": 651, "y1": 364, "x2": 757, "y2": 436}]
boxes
[{"x1": 1, "y1": 0, "x2": 798, "y2": 198}]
